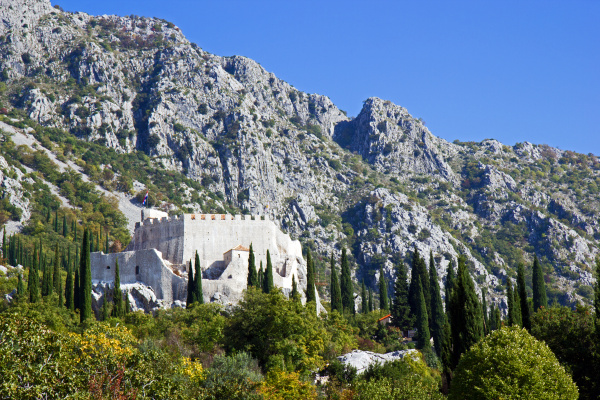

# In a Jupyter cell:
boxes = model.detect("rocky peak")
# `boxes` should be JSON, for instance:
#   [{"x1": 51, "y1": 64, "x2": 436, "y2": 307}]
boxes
[{"x1": 334, "y1": 97, "x2": 458, "y2": 182}]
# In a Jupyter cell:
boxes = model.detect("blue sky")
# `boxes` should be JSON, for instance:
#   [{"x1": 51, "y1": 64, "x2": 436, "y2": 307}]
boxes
[{"x1": 55, "y1": 1, "x2": 599, "y2": 154}]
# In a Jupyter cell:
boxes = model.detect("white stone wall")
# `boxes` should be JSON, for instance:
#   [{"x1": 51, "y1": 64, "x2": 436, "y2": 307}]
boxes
[{"x1": 91, "y1": 249, "x2": 187, "y2": 304}]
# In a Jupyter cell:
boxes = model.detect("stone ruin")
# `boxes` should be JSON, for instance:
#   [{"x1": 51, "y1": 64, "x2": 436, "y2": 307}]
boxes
[{"x1": 91, "y1": 209, "x2": 317, "y2": 313}]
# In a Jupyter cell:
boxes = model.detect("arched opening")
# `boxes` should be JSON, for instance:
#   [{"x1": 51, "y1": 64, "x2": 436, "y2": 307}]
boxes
[{"x1": 136, "y1": 266, "x2": 140, "y2": 275}]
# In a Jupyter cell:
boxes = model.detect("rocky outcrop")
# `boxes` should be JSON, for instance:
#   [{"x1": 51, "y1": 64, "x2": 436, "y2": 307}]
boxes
[{"x1": 337, "y1": 349, "x2": 418, "y2": 374}]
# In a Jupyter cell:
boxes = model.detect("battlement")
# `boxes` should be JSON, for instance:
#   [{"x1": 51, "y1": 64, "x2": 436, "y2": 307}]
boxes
[{"x1": 135, "y1": 213, "x2": 272, "y2": 228}]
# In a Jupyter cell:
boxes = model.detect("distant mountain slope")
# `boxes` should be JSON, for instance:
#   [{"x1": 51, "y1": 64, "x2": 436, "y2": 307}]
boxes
[{"x1": 0, "y1": 0, "x2": 598, "y2": 309}]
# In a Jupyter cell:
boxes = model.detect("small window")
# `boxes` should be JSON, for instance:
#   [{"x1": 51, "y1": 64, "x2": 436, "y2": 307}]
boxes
[
  {"x1": 106, "y1": 266, "x2": 110, "y2": 269},
  {"x1": 136, "y1": 266, "x2": 140, "y2": 274}
]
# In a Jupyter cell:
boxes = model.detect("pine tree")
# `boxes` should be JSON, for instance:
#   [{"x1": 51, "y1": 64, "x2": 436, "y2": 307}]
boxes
[
  {"x1": 112, "y1": 258, "x2": 124, "y2": 317},
  {"x1": 391, "y1": 261, "x2": 412, "y2": 331},
  {"x1": 517, "y1": 264, "x2": 531, "y2": 330},
  {"x1": 194, "y1": 251, "x2": 204, "y2": 304},
  {"x1": 291, "y1": 274, "x2": 299, "y2": 301},
  {"x1": 368, "y1": 288, "x2": 373, "y2": 312},
  {"x1": 62, "y1": 214, "x2": 68, "y2": 237},
  {"x1": 449, "y1": 255, "x2": 484, "y2": 368},
  {"x1": 361, "y1": 281, "x2": 368, "y2": 314},
  {"x1": 186, "y1": 260, "x2": 194, "y2": 308},
  {"x1": 340, "y1": 248, "x2": 353, "y2": 313},
  {"x1": 247, "y1": 243, "x2": 258, "y2": 288},
  {"x1": 532, "y1": 256, "x2": 547, "y2": 312},
  {"x1": 306, "y1": 249, "x2": 316, "y2": 304},
  {"x1": 429, "y1": 256, "x2": 446, "y2": 353},
  {"x1": 416, "y1": 281, "x2": 431, "y2": 350},
  {"x1": 80, "y1": 229, "x2": 92, "y2": 323},
  {"x1": 258, "y1": 261, "x2": 264, "y2": 288},
  {"x1": 379, "y1": 267, "x2": 389, "y2": 311},
  {"x1": 65, "y1": 262, "x2": 74, "y2": 310},
  {"x1": 28, "y1": 244, "x2": 39, "y2": 303},
  {"x1": 53, "y1": 245, "x2": 60, "y2": 294},
  {"x1": 506, "y1": 278, "x2": 515, "y2": 326},
  {"x1": 330, "y1": 254, "x2": 343, "y2": 313}
]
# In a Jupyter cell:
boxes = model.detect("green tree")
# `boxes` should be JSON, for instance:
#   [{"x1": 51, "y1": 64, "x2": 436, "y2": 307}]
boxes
[
  {"x1": 517, "y1": 264, "x2": 531, "y2": 330},
  {"x1": 258, "y1": 262, "x2": 264, "y2": 289},
  {"x1": 305, "y1": 249, "x2": 316, "y2": 304},
  {"x1": 506, "y1": 278, "x2": 515, "y2": 326},
  {"x1": 42, "y1": 256, "x2": 52, "y2": 297},
  {"x1": 28, "y1": 245, "x2": 39, "y2": 303},
  {"x1": 361, "y1": 281, "x2": 368, "y2": 314},
  {"x1": 62, "y1": 214, "x2": 68, "y2": 237},
  {"x1": 429, "y1": 256, "x2": 446, "y2": 353},
  {"x1": 101, "y1": 296, "x2": 110, "y2": 321},
  {"x1": 379, "y1": 267, "x2": 389, "y2": 311},
  {"x1": 445, "y1": 259, "x2": 456, "y2": 322},
  {"x1": 247, "y1": 243, "x2": 258, "y2": 288},
  {"x1": 291, "y1": 274, "x2": 299, "y2": 301},
  {"x1": 330, "y1": 254, "x2": 343, "y2": 313},
  {"x1": 449, "y1": 327, "x2": 578, "y2": 400},
  {"x1": 194, "y1": 251, "x2": 204, "y2": 304},
  {"x1": 416, "y1": 281, "x2": 431, "y2": 350},
  {"x1": 105, "y1": 230, "x2": 109, "y2": 253},
  {"x1": 80, "y1": 229, "x2": 92, "y2": 323},
  {"x1": 112, "y1": 258, "x2": 124, "y2": 317},
  {"x1": 481, "y1": 288, "x2": 489, "y2": 334},
  {"x1": 532, "y1": 256, "x2": 547, "y2": 312},
  {"x1": 65, "y1": 261, "x2": 74, "y2": 310},
  {"x1": 449, "y1": 256, "x2": 484, "y2": 368},
  {"x1": 408, "y1": 248, "x2": 429, "y2": 320},
  {"x1": 17, "y1": 273, "x2": 25, "y2": 298},
  {"x1": 340, "y1": 248, "x2": 353, "y2": 313},
  {"x1": 74, "y1": 250, "x2": 80, "y2": 311},
  {"x1": 391, "y1": 261, "x2": 412, "y2": 331},
  {"x1": 52, "y1": 245, "x2": 60, "y2": 294},
  {"x1": 368, "y1": 288, "x2": 373, "y2": 312},
  {"x1": 186, "y1": 260, "x2": 194, "y2": 308},
  {"x1": 263, "y1": 250, "x2": 274, "y2": 294}
]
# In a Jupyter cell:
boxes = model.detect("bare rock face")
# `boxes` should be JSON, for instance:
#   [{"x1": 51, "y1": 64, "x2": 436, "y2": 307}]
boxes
[{"x1": 337, "y1": 349, "x2": 419, "y2": 374}]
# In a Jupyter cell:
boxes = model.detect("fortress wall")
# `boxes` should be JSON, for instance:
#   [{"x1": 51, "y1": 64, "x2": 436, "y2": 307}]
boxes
[
  {"x1": 182, "y1": 214, "x2": 291, "y2": 269},
  {"x1": 90, "y1": 249, "x2": 186, "y2": 304},
  {"x1": 128, "y1": 215, "x2": 185, "y2": 265}
]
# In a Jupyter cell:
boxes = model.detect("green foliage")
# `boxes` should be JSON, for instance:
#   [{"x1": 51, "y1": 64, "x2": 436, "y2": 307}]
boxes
[
  {"x1": 416, "y1": 281, "x2": 431, "y2": 349},
  {"x1": 449, "y1": 326, "x2": 579, "y2": 400},
  {"x1": 391, "y1": 261, "x2": 412, "y2": 331},
  {"x1": 340, "y1": 248, "x2": 353, "y2": 313},
  {"x1": 263, "y1": 250, "x2": 274, "y2": 294},
  {"x1": 79, "y1": 229, "x2": 92, "y2": 323},
  {"x1": 202, "y1": 352, "x2": 263, "y2": 400},
  {"x1": 224, "y1": 288, "x2": 356, "y2": 373},
  {"x1": 247, "y1": 243, "x2": 257, "y2": 288},
  {"x1": 428, "y1": 254, "x2": 446, "y2": 354},
  {"x1": 330, "y1": 254, "x2": 343, "y2": 313},
  {"x1": 112, "y1": 258, "x2": 124, "y2": 318},
  {"x1": 532, "y1": 305, "x2": 599, "y2": 399},
  {"x1": 532, "y1": 256, "x2": 547, "y2": 311},
  {"x1": 194, "y1": 251, "x2": 203, "y2": 304},
  {"x1": 378, "y1": 267, "x2": 388, "y2": 311},
  {"x1": 517, "y1": 263, "x2": 531, "y2": 330},
  {"x1": 305, "y1": 249, "x2": 316, "y2": 304}
]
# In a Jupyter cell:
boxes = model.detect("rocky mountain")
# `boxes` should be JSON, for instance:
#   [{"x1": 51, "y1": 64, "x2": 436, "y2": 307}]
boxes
[{"x1": 1, "y1": 0, "x2": 598, "y2": 310}]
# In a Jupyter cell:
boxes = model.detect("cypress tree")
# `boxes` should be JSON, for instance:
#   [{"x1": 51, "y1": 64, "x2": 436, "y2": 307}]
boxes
[
  {"x1": 112, "y1": 258, "x2": 124, "y2": 317},
  {"x1": 340, "y1": 248, "x2": 353, "y2": 313},
  {"x1": 54, "y1": 210, "x2": 58, "y2": 232},
  {"x1": 517, "y1": 264, "x2": 531, "y2": 330},
  {"x1": 194, "y1": 251, "x2": 203, "y2": 304},
  {"x1": 379, "y1": 267, "x2": 389, "y2": 311},
  {"x1": 101, "y1": 296, "x2": 109, "y2": 321},
  {"x1": 2, "y1": 227, "x2": 5, "y2": 260},
  {"x1": 97, "y1": 231, "x2": 101, "y2": 253},
  {"x1": 65, "y1": 262, "x2": 74, "y2": 310},
  {"x1": 291, "y1": 274, "x2": 299, "y2": 301},
  {"x1": 361, "y1": 281, "x2": 368, "y2": 314},
  {"x1": 330, "y1": 254, "x2": 342, "y2": 313},
  {"x1": 89, "y1": 230, "x2": 94, "y2": 254},
  {"x1": 595, "y1": 258, "x2": 600, "y2": 345},
  {"x1": 488, "y1": 302, "x2": 497, "y2": 331},
  {"x1": 445, "y1": 259, "x2": 456, "y2": 318},
  {"x1": 532, "y1": 256, "x2": 547, "y2": 312},
  {"x1": 306, "y1": 249, "x2": 316, "y2": 304},
  {"x1": 17, "y1": 273, "x2": 25, "y2": 298},
  {"x1": 80, "y1": 229, "x2": 92, "y2": 323},
  {"x1": 258, "y1": 262, "x2": 264, "y2": 288},
  {"x1": 247, "y1": 243, "x2": 258, "y2": 288},
  {"x1": 28, "y1": 244, "x2": 39, "y2": 303},
  {"x1": 42, "y1": 256, "x2": 52, "y2": 297},
  {"x1": 408, "y1": 247, "x2": 429, "y2": 318},
  {"x1": 493, "y1": 306, "x2": 501, "y2": 331},
  {"x1": 440, "y1": 318, "x2": 453, "y2": 380},
  {"x1": 506, "y1": 278, "x2": 515, "y2": 326},
  {"x1": 46, "y1": 208, "x2": 50, "y2": 223},
  {"x1": 429, "y1": 255, "x2": 446, "y2": 353},
  {"x1": 449, "y1": 255, "x2": 484, "y2": 368},
  {"x1": 73, "y1": 248, "x2": 81, "y2": 311},
  {"x1": 368, "y1": 288, "x2": 373, "y2": 312},
  {"x1": 53, "y1": 245, "x2": 60, "y2": 294},
  {"x1": 263, "y1": 250, "x2": 274, "y2": 294},
  {"x1": 416, "y1": 281, "x2": 431, "y2": 350},
  {"x1": 481, "y1": 288, "x2": 489, "y2": 335},
  {"x1": 105, "y1": 230, "x2": 109, "y2": 253},
  {"x1": 186, "y1": 260, "x2": 194, "y2": 308},
  {"x1": 74, "y1": 222, "x2": 77, "y2": 242},
  {"x1": 513, "y1": 286, "x2": 522, "y2": 327},
  {"x1": 391, "y1": 261, "x2": 412, "y2": 331},
  {"x1": 63, "y1": 214, "x2": 68, "y2": 237},
  {"x1": 125, "y1": 294, "x2": 131, "y2": 314}
]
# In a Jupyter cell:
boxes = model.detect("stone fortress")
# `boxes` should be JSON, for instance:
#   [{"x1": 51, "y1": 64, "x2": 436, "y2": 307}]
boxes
[{"x1": 91, "y1": 209, "x2": 311, "y2": 311}]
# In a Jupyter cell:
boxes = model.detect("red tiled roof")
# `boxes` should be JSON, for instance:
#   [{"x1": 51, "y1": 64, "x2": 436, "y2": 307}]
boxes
[
  {"x1": 378, "y1": 314, "x2": 392, "y2": 322},
  {"x1": 225, "y1": 245, "x2": 250, "y2": 253}
]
